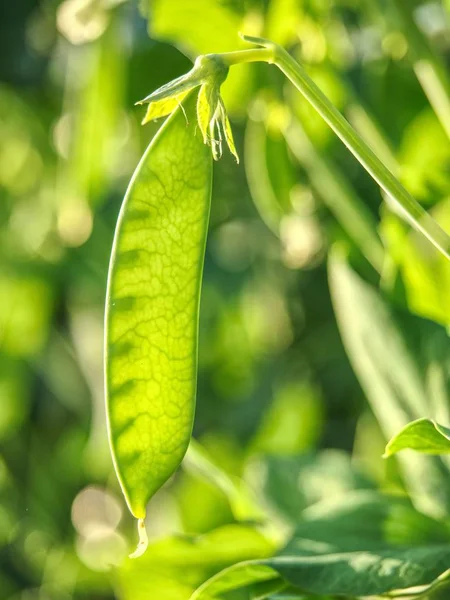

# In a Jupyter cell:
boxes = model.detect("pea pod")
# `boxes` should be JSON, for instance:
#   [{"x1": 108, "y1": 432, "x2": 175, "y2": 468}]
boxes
[{"x1": 105, "y1": 91, "x2": 212, "y2": 555}]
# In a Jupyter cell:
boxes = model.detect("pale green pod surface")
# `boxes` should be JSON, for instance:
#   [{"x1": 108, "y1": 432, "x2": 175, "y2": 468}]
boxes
[{"x1": 105, "y1": 91, "x2": 212, "y2": 528}]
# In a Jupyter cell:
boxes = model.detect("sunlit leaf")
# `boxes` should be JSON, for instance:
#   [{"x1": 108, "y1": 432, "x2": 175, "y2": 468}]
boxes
[
  {"x1": 381, "y1": 207, "x2": 450, "y2": 327},
  {"x1": 145, "y1": 0, "x2": 245, "y2": 54},
  {"x1": 66, "y1": 15, "x2": 126, "y2": 206},
  {"x1": 219, "y1": 98, "x2": 239, "y2": 163},
  {"x1": 197, "y1": 84, "x2": 217, "y2": 144},
  {"x1": 0, "y1": 273, "x2": 53, "y2": 358},
  {"x1": 210, "y1": 115, "x2": 223, "y2": 161},
  {"x1": 398, "y1": 109, "x2": 450, "y2": 201},
  {"x1": 142, "y1": 92, "x2": 189, "y2": 123},
  {"x1": 385, "y1": 418, "x2": 450, "y2": 458}
]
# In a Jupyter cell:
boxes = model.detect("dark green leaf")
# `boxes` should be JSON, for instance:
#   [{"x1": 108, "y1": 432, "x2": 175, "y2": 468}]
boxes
[
  {"x1": 191, "y1": 545, "x2": 450, "y2": 598},
  {"x1": 282, "y1": 490, "x2": 449, "y2": 556}
]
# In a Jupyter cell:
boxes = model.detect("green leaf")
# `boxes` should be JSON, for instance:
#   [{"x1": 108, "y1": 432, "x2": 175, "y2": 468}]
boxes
[
  {"x1": 329, "y1": 249, "x2": 450, "y2": 518},
  {"x1": 105, "y1": 92, "x2": 212, "y2": 541},
  {"x1": 0, "y1": 272, "x2": 53, "y2": 357},
  {"x1": 210, "y1": 115, "x2": 223, "y2": 161},
  {"x1": 184, "y1": 440, "x2": 265, "y2": 522},
  {"x1": 218, "y1": 98, "x2": 239, "y2": 163},
  {"x1": 196, "y1": 81, "x2": 237, "y2": 162},
  {"x1": 191, "y1": 545, "x2": 450, "y2": 598},
  {"x1": 282, "y1": 490, "x2": 449, "y2": 556},
  {"x1": 256, "y1": 451, "x2": 372, "y2": 525},
  {"x1": 146, "y1": 0, "x2": 244, "y2": 55},
  {"x1": 118, "y1": 524, "x2": 275, "y2": 600},
  {"x1": 197, "y1": 84, "x2": 218, "y2": 144},
  {"x1": 398, "y1": 109, "x2": 450, "y2": 200},
  {"x1": 266, "y1": 595, "x2": 305, "y2": 600},
  {"x1": 142, "y1": 91, "x2": 189, "y2": 123},
  {"x1": 66, "y1": 15, "x2": 126, "y2": 206},
  {"x1": 137, "y1": 69, "x2": 204, "y2": 106},
  {"x1": 381, "y1": 209, "x2": 450, "y2": 327},
  {"x1": 384, "y1": 418, "x2": 450, "y2": 457},
  {"x1": 244, "y1": 113, "x2": 289, "y2": 235},
  {"x1": 192, "y1": 563, "x2": 280, "y2": 600}
]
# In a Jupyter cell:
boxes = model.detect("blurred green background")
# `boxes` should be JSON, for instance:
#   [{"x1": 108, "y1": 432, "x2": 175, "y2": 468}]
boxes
[{"x1": 2, "y1": 0, "x2": 450, "y2": 598}]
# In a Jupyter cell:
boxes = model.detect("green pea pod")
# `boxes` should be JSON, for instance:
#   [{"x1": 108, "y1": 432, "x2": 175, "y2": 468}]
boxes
[{"x1": 105, "y1": 91, "x2": 212, "y2": 556}]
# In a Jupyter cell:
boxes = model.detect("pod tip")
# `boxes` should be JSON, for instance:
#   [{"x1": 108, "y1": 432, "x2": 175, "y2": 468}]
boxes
[{"x1": 129, "y1": 518, "x2": 148, "y2": 559}]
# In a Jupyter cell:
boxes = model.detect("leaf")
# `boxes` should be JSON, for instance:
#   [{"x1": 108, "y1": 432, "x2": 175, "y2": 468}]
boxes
[
  {"x1": 118, "y1": 524, "x2": 275, "y2": 600},
  {"x1": 381, "y1": 208, "x2": 450, "y2": 327},
  {"x1": 192, "y1": 563, "x2": 281, "y2": 600},
  {"x1": 224, "y1": 577, "x2": 290, "y2": 600},
  {"x1": 266, "y1": 595, "x2": 304, "y2": 600},
  {"x1": 244, "y1": 115, "x2": 287, "y2": 235},
  {"x1": 328, "y1": 250, "x2": 450, "y2": 518},
  {"x1": 209, "y1": 115, "x2": 223, "y2": 161},
  {"x1": 191, "y1": 545, "x2": 450, "y2": 599},
  {"x1": 190, "y1": 481, "x2": 450, "y2": 598},
  {"x1": 65, "y1": 15, "x2": 125, "y2": 206},
  {"x1": 184, "y1": 440, "x2": 265, "y2": 522},
  {"x1": 137, "y1": 69, "x2": 204, "y2": 106},
  {"x1": 142, "y1": 91, "x2": 190, "y2": 123},
  {"x1": 218, "y1": 98, "x2": 239, "y2": 163},
  {"x1": 196, "y1": 84, "x2": 217, "y2": 144},
  {"x1": 105, "y1": 92, "x2": 212, "y2": 538},
  {"x1": 282, "y1": 490, "x2": 449, "y2": 556},
  {"x1": 251, "y1": 381, "x2": 323, "y2": 457},
  {"x1": 266, "y1": 595, "x2": 305, "y2": 600},
  {"x1": 398, "y1": 108, "x2": 450, "y2": 201},
  {"x1": 255, "y1": 451, "x2": 372, "y2": 525},
  {"x1": 0, "y1": 272, "x2": 53, "y2": 357},
  {"x1": 146, "y1": 0, "x2": 244, "y2": 55},
  {"x1": 384, "y1": 418, "x2": 450, "y2": 457}
]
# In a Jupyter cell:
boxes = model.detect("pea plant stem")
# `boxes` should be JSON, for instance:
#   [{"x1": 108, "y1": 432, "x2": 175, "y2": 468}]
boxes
[{"x1": 218, "y1": 36, "x2": 450, "y2": 261}]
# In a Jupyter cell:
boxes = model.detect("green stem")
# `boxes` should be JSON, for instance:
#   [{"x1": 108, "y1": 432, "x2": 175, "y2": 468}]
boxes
[
  {"x1": 215, "y1": 47, "x2": 274, "y2": 66},
  {"x1": 218, "y1": 35, "x2": 450, "y2": 261}
]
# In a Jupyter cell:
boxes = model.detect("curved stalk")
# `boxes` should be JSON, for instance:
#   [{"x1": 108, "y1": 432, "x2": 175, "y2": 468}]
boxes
[{"x1": 217, "y1": 35, "x2": 450, "y2": 261}]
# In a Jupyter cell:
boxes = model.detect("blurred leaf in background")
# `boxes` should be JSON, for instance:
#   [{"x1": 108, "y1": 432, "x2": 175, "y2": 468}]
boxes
[{"x1": 2, "y1": 0, "x2": 450, "y2": 599}]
